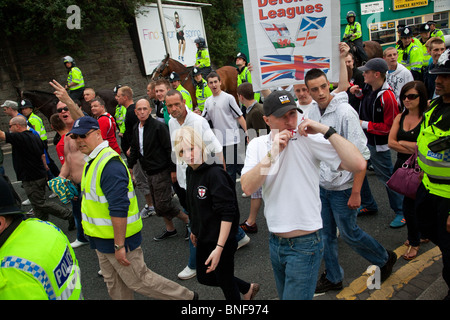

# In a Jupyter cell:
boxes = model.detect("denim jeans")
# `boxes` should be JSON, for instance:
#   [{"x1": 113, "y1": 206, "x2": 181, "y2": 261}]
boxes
[
  {"x1": 223, "y1": 144, "x2": 244, "y2": 184},
  {"x1": 269, "y1": 231, "x2": 323, "y2": 300},
  {"x1": 320, "y1": 187, "x2": 389, "y2": 284},
  {"x1": 361, "y1": 145, "x2": 404, "y2": 215}
]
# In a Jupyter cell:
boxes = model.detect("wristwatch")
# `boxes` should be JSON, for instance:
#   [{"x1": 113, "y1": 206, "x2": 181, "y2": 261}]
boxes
[
  {"x1": 324, "y1": 126, "x2": 337, "y2": 140},
  {"x1": 114, "y1": 244, "x2": 125, "y2": 251}
]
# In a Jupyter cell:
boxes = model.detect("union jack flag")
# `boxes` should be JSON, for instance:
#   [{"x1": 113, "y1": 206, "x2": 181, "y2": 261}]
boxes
[
  {"x1": 261, "y1": 22, "x2": 295, "y2": 49},
  {"x1": 260, "y1": 55, "x2": 330, "y2": 85},
  {"x1": 296, "y1": 17, "x2": 327, "y2": 46}
]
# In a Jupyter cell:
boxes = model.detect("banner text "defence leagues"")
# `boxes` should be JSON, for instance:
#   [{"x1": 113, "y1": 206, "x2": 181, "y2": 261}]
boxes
[{"x1": 258, "y1": 0, "x2": 324, "y2": 20}]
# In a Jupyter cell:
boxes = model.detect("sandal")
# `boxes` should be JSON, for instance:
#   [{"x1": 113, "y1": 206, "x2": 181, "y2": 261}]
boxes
[{"x1": 403, "y1": 245, "x2": 419, "y2": 260}]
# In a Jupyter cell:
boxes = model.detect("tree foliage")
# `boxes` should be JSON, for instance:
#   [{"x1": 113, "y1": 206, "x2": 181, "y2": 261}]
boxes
[{"x1": 0, "y1": 0, "x2": 243, "y2": 65}]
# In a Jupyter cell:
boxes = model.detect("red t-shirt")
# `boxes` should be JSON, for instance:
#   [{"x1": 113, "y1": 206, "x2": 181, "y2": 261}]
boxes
[
  {"x1": 56, "y1": 137, "x2": 65, "y2": 165},
  {"x1": 98, "y1": 113, "x2": 121, "y2": 155}
]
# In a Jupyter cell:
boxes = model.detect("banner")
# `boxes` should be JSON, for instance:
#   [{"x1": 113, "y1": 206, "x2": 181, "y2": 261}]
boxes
[
  {"x1": 243, "y1": 0, "x2": 341, "y2": 91},
  {"x1": 135, "y1": 4, "x2": 207, "y2": 75}
]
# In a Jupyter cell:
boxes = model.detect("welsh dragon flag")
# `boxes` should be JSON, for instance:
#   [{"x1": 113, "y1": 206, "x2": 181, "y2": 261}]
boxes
[{"x1": 261, "y1": 22, "x2": 295, "y2": 49}]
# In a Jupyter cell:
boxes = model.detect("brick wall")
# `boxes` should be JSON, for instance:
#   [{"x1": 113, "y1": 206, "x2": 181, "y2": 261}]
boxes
[{"x1": 0, "y1": 29, "x2": 150, "y2": 136}]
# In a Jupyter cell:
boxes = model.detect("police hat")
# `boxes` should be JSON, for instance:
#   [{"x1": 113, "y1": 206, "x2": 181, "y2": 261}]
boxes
[
  {"x1": 169, "y1": 72, "x2": 180, "y2": 82},
  {"x1": 19, "y1": 99, "x2": 33, "y2": 109},
  {"x1": 0, "y1": 175, "x2": 24, "y2": 216},
  {"x1": 236, "y1": 52, "x2": 248, "y2": 62},
  {"x1": 400, "y1": 26, "x2": 413, "y2": 38},
  {"x1": 429, "y1": 49, "x2": 450, "y2": 75},
  {"x1": 419, "y1": 23, "x2": 430, "y2": 33}
]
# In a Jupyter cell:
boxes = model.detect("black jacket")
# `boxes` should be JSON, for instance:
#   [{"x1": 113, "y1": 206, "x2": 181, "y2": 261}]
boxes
[
  {"x1": 186, "y1": 163, "x2": 239, "y2": 245},
  {"x1": 127, "y1": 116, "x2": 175, "y2": 175}
]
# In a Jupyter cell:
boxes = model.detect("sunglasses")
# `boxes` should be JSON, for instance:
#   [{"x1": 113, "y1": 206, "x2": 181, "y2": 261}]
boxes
[
  {"x1": 401, "y1": 94, "x2": 420, "y2": 100},
  {"x1": 69, "y1": 130, "x2": 96, "y2": 140},
  {"x1": 57, "y1": 107, "x2": 69, "y2": 113}
]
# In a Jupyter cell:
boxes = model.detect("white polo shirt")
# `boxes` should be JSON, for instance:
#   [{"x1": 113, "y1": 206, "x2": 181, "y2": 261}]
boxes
[
  {"x1": 169, "y1": 107, "x2": 223, "y2": 189},
  {"x1": 202, "y1": 91, "x2": 243, "y2": 147},
  {"x1": 242, "y1": 131, "x2": 341, "y2": 234}
]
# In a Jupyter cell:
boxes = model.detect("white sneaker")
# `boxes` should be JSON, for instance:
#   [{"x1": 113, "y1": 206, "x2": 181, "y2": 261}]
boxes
[
  {"x1": 22, "y1": 199, "x2": 31, "y2": 205},
  {"x1": 49, "y1": 192, "x2": 58, "y2": 199},
  {"x1": 178, "y1": 266, "x2": 196, "y2": 280},
  {"x1": 71, "y1": 239, "x2": 89, "y2": 248},
  {"x1": 139, "y1": 205, "x2": 156, "y2": 218},
  {"x1": 241, "y1": 192, "x2": 250, "y2": 198},
  {"x1": 237, "y1": 234, "x2": 250, "y2": 250}
]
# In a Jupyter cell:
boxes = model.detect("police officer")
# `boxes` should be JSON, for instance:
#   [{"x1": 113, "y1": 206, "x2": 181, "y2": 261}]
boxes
[
  {"x1": 397, "y1": 26, "x2": 423, "y2": 80},
  {"x1": 236, "y1": 52, "x2": 260, "y2": 116},
  {"x1": 415, "y1": 49, "x2": 450, "y2": 301},
  {"x1": 169, "y1": 72, "x2": 193, "y2": 110},
  {"x1": 192, "y1": 67, "x2": 212, "y2": 113},
  {"x1": 72, "y1": 116, "x2": 197, "y2": 300},
  {"x1": 427, "y1": 21, "x2": 445, "y2": 41},
  {"x1": 194, "y1": 37, "x2": 211, "y2": 79},
  {"x1": 63, "y1": 55, "x2": 85, "y2": 101},
  {"x1": 417, "y1": 23, "x2": 432, "y2": 71},
  {"x1": 343, "y1": 11, "x2": 368, "y2": 64},
  {"x1": 0, "y1": 175, "x2": 82, "y2": 300}
]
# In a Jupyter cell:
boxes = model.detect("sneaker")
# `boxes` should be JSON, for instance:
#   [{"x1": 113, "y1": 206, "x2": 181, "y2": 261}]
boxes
[
  {"x1": 71, "y1": 239, "x2": 89, "y2": 248},
  {"x1": 237, "y1": 234, "x2": 250, "y2": 250},
  {"x1": 153, "y1": 229, "x2": 177, "y2": 241},
  {"x1": 178, "y1": 266, "x2": 196, "y2": 280},
  {"x1": 184, "y1": 224, "x2": 190, "y2": 240},
  {"x1": 390, "y1": 214, "x2": 406, "y2": 228},
  {"x1": 240, "y1": 220, "x2": 258, "y2": 234},
  {"x1": 380, "y1": 250, "x2": 397, "y2": 282},
  {"x1": 241, "y1": 192, "x2": 250, "y2": 198},
  {"x1": 315, "y1": 271, "x2": 343, "y2": 294},
  {"x1": 49, "y1": 192, "x2": 58, "y2": 199},
  {"x1": 26, "y1": 208, "x2": 34, "y2": 217},
  {"x1": 139, "y1": 205, "x2": 156, "y2": 219},
  {"x1": 357, "y1": 206, "x2": 378, "y2": 216},
  {"x1": 22, "y1": 199, "x2": 31, "y2": 206},
  {"x1": 98, "y1": 270, "x2": 103, "y2": 277}
]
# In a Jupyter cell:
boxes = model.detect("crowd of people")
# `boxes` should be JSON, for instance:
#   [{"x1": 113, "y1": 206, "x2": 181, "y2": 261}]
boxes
[{"x1": 0, "y1": 26, "x2": 449, "y2": 301}]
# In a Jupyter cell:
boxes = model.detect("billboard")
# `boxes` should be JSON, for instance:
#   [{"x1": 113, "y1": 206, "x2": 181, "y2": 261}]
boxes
[
  {"x1": 243, "y1": 0, "x2": 341, "y2": 91},
  {"x1": 135, "y1": 4, "x2": 207, "y2": 75}
]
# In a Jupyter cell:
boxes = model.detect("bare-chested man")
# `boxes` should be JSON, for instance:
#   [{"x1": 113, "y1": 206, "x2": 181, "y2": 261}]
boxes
[{"x1": 50, "y1": 79, "x2": 89, "y2": 248}]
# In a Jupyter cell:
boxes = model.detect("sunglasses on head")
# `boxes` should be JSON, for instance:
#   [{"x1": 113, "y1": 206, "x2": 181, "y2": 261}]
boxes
[
  {"x1": 401, "y1": 94, "x2": 420, "y2": 100},
  {"x1": 69, "y1": 130, "x2": 96, "y2": 140},
  {"x1": 57, "y1": 107, "x2": 69, "y2": 113}
]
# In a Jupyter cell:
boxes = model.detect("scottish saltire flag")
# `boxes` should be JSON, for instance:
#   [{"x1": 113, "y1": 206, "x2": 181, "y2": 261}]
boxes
[
  {"x1": 296, "y1": 17, "x2": 327, "y2": 46},
  {"x1": 261, "y1": 22, "x2": 295, "y2": 49},
  {"x1": 260, "y1": 55, "x2": 330, "y2": 84}
]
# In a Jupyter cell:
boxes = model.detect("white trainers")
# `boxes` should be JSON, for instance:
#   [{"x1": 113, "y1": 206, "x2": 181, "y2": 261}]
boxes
[
  {"x1": 178, "y1": 266, "x2": 196, "y2": 280},
  {"x1": 22, "y1": 199, "x2": 31, "y2": 206},
  {"x1": 237, "y1": 234, "x2": 250, "y2": 250},
  {"x1": 71, "y1": 239, "x2": 89, "y2": 248},
  {"x1": 49, "y1": 192, "x2": 58, "y2": 199},
  {"x1": 139, "y1": 205, "x2": 156, "y2": 219}
]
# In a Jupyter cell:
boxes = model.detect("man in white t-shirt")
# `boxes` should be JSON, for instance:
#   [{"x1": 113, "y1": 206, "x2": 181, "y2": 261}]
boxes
[
  {"x1": 383, "y1": 47, "x2": 414, "y2": 105},
  {"x1": 241, "y1": 90, "x2": 366, "y2": 300},
  {"x1": 202, "y1": 72, "x2": 247, "y2": 182}
]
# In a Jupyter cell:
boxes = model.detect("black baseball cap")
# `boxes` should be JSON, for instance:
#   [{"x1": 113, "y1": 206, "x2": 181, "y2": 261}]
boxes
[{"x1": 263, "y1": 90, "x2": 302, "y2": 117}]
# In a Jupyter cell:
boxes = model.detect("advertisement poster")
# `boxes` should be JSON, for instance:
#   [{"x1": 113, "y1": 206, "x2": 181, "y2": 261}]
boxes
[
  {"x1": 135, "y1": 4, "x2": 207, "y2": 75},
  {"x1": 243, "y1": 0, "x2": 341, "y2": 91}
]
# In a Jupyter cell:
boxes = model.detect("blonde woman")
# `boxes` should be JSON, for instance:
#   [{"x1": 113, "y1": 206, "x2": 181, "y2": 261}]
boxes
[{"x1": 174, "y1": 126, "x2": 259, "y2": 300}]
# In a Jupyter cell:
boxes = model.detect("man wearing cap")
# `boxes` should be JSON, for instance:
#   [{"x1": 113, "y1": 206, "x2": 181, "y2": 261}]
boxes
[
  {"x1": 192, "y1": 68, "x2": 212, "y2": 113},
  {"x1": 427, "y1": 21, "x2": 445, "y2": 41},
  {"x1": 0, "y1": 116, "x2": 74, "y2": 229},
  {"x1": 417, "y1": 23, "x2": 432, "y2": 70},
  {"x1": 0, "y1": 175, "x2": 82, "y2": 300},
  {"x1": 350, "y1": 58, "x2": 404, "y2": 228},
  {"x1": 415, "y1": 49, "x2": 450, "y2": 300},
  {"x1": 396, "y1": 26, "x2": 423, "y2": 80},
  {"x1": 72, "y1": 116, "x2": 197, "y2": 300},
  {"x1": 241, "y1": 90, "x2": 366, "y2": 300},
  {"x1": 236, "y1": 52, "x2": 260, "y2": 110},
  {"x1": 169, "y1": 72, "x2": 193, "y2": 111}
]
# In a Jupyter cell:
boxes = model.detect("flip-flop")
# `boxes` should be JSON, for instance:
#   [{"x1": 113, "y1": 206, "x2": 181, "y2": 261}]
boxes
[{"x1": 403, "y1": 245, "x2": 419, "y2": 260}]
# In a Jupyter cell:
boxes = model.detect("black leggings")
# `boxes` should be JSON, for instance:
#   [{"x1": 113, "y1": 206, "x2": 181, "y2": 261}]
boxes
[{"x1": 196, "y1": 239, "x2": 250, "y2": 300}]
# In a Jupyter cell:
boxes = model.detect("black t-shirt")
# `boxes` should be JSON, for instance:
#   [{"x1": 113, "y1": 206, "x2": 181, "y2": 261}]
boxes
[
  {"x1": 121, "y1": 103, "x2": 138, "y2": 154},
  {"x1": 5, "y1": 130, "x2": 47, "y2": 181}
]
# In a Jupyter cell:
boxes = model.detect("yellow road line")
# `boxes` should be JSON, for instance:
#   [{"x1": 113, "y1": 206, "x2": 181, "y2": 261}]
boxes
[{"x1": 336, "y1": 246, "x2": 442, "y2": 300}]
